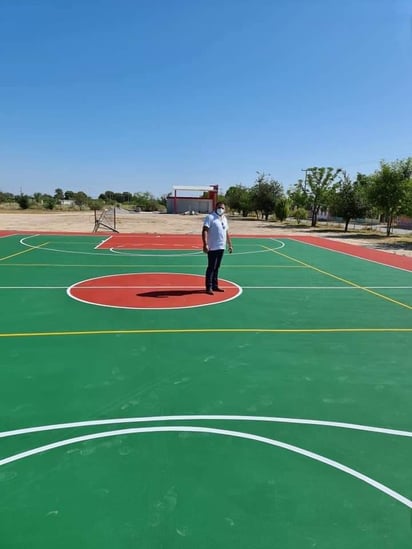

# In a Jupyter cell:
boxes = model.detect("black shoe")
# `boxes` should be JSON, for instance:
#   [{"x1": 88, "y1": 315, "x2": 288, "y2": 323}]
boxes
[
  {"x1": 213, "y1": 287, "x2": 224, "y2": 292},
  {"x1": 206, "y1": 289, "x2": 214, "y2": 295}
]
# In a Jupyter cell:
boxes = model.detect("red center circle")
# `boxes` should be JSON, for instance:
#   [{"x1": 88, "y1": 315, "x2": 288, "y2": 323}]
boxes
[{"x1": 67, "y1": 273, "x2": 242, "y2": 309}]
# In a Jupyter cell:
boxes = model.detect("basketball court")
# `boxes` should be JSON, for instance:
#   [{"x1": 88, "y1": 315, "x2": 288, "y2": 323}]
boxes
[{"x1": 1, "y1": 231, "x2": 411, "y2": 548}]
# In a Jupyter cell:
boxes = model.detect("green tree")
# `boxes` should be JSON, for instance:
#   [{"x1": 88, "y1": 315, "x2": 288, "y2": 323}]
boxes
[
  {"x1": 250, "y1": 172, "x2": 284, "y2": 220},
  {"x1": 64, "y1": 190, "x2": 75, "y2": 200},
  {"x1": 15, "y1": 194, "x2": 30, "y2": 209},
  {"x1": 329, "y1": 171, "x2": 369, "y2": 231},
  {"x1": 368, "y1": 158, "x2": 412, "y2": 236},
  {"x1": 121, "y1": 191, "x2": 133, "y2": 205},
  {"x1": 225, "y1": 184, "x2": 251, "y2": 217},
  {"x1": 293, "y1": 207, "x2": 308, "y2": 224},
  {"x1": 0, "y1": 191, "x2": 14, "y2": 203},
  {"x1": 98, "y1": 191, "x2": 116, "y2": 203},
  {"x1": 274, "y1": 197, "x2": 289, "y2": 221},
  {"x1": 303, "y1": 167, "x2": 342, "y2": 227},
  {"x1": 44, "y1": 197, "x2": 57, "y2": 210},
  {"x1": 54, "y1": 188, "x2": 64, "y2": 200},
  {"x1": 110, "y1": 192, "x2": 131, "y2": 203},
  {"x1": 133, "y1": 191, "x2": 161, "y2": 211},
  {"x1": 72, "y1": 191, "x2": 89, "y2": 209},
  {"x1": 287, "y1": 180, "x2": 309, "y2": 210},
  {"x1": 88, "y1": 198, "x2": 105, "y2": 210}
]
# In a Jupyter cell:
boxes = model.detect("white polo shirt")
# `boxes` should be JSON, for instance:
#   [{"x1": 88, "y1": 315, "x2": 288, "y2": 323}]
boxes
[{"x1": 203, "y1": 211, "x2": 229, "y2": 251}]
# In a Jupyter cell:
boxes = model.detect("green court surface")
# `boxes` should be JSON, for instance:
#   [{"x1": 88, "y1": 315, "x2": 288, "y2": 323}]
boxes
[{"x1": 0, "y1": 233, "x2": 411, "y2": 548}]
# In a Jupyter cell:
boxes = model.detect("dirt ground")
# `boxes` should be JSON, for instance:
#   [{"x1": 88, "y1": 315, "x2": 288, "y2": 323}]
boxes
[{"x1": 1, "y1": 209, "x2": 412, "y2": 258}]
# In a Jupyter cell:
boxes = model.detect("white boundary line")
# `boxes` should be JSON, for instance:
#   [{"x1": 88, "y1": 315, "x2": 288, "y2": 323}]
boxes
[{"x1": 1, "y1": 425, "x2": 411, "y2": 509}]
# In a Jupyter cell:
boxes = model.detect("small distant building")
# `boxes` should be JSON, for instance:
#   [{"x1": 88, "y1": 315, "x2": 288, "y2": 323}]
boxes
[
  {"x1": 59, "y1": 199, "x2": 75, "y2": 207},
  {"x1": 166, "y1": 185, "x2": 218, "y2": 214}
]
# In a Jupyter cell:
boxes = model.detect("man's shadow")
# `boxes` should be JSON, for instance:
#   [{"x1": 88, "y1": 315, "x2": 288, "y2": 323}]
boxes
[{"x1": 137, "y1": 289, "x2": 206, "y2": 299}]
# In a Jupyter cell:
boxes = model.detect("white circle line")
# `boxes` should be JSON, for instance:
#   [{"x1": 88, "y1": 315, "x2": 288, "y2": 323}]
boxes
[
  {"x1": 1, "y1": 414, "x2": 411, "y2": 439},
  {"x1": 0, "y1": 425, "x2": 410, "y2": 509},
  {"x1": 66, "y1": 273, "x2": 243, "y2": 310},
  {"x1": 108, "y1": 248, "x2": 283, "y2": 257}
]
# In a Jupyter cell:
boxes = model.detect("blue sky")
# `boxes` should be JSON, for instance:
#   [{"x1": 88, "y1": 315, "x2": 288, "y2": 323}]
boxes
[{"x1": 1, "y1": 0, "x2": 411, "y2": 198}]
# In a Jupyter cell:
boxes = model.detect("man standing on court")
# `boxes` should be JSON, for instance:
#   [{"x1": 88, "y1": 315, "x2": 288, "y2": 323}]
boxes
[{"x1": 202, "y1": 201, "x2": 233, "y2": 295}]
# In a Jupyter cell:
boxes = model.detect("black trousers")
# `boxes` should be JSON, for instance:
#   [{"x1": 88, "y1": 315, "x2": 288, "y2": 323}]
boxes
[{"x1": 205, "y1": 249, "x2": 224, "y2": 290}]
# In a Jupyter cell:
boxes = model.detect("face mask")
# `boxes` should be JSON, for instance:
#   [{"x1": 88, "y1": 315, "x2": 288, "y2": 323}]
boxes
[{"x1": 216, "y1": 207, "x2": 225, "y2": 216}]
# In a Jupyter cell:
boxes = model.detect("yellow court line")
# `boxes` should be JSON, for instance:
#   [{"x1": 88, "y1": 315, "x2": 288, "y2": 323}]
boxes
[
  {"x1": 1, "y1": 327, "x2": 412, "y2": 338},
  {"x1": 0, "y1": 242, "x2": 50, "y2": 262},
  {"x1": 261, "y1": 244, "x2": 412, "y2": 311}
]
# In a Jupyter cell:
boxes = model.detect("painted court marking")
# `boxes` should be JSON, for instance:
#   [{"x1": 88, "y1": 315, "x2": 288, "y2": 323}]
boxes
[
  {"x1": 67, "y1": 273, "x2": 243, "y2": 309},
  {"x1": 2, "y1": 285, "x2": 412, "y2": 290},
  {"x1": 12, "y1": 234, "x2": 412, "y2": 274},
  {"x1": 0, "y1": 241, "x2": 49, "y2": 261},
  {"x1": 109, "y1": 248, "x2": 203, "y2": 257},
  {"x1": 3, "y1": 234, "x2": 412, "y2": 517},
  {"x1": 2, "y1": 327, "x2": 412, "y2": 338},
  {"x1": 2, "y1": 414, "x2": 411, "y2": 439},
  {"x1": 1, "y1": 422, "x2": 411, "y2": 509},
  {"x1": 262, "y1": 244, "x2": 412, "y2": 311},
  {"x1": 108, "y1": 248, "x2": 279, "y2": 257},
  {"x1": 18, "y1": 235, "x2": 285, "y2": 258},
  {"x1": 289, "y1": 236, "x2": 412, "y2": 274}
]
